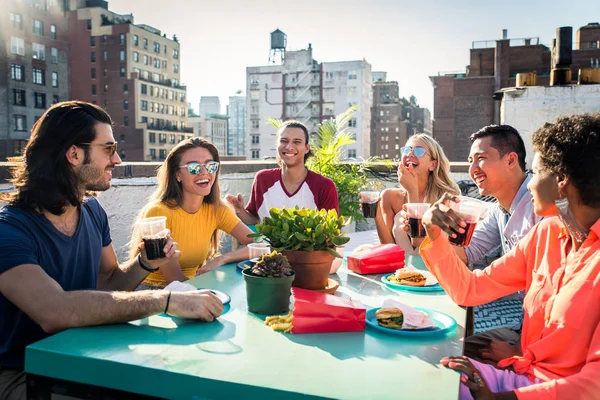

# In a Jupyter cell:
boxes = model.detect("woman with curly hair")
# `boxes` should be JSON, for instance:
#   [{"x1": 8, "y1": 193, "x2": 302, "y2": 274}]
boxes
[
  {"x1": 131, "y1": 138, "x2": 253, "y2": 288},
  {"x1": 420, "y1": 113, "x2": 600, "y2": 399}
]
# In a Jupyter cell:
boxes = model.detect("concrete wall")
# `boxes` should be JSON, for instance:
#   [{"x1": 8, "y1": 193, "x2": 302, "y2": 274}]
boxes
[{"x1": 501, "y1": 84, "x2": 600, "y2": 168}]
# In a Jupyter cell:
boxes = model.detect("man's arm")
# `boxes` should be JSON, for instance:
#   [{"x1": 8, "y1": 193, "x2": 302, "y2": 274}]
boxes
[
  {"x1": 225, "y1": 194, "x2": 260, "y2": 225},
  {"x1": 0, "y1": 264, "x2": 224, "y2": 333}
]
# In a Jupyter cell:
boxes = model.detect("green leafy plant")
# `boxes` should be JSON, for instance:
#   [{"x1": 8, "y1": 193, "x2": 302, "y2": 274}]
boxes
[
  {"x1": 249, "y1": 251, "x2": 294, "y2": 278},
  {"x1": 249, "y1": 207, "x2": 350, "y2": 257},
  {"x1": 268, "y1": 106, "x2": 388, "y2": 223}
]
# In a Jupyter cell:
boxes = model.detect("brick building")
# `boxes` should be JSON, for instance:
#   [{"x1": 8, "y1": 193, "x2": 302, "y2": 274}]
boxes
[
  {"x1": 430, "y1": 24, "x2": 600, "y2": 161},
  {"x1": 68, "y1": 2, "x2": 190, "y2": 161},
  {"x1": 0, "y1": 0, "x2": 70, "y2": 159}
]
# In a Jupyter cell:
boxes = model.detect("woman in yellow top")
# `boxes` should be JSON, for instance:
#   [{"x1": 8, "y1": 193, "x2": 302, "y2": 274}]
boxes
[{"x1": 131, "y1": 138, "x2": 253, "y2": 288}]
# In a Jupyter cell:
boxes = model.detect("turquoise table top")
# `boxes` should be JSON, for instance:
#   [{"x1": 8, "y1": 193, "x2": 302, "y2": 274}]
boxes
[{"x1": 25, "y1": 233, "x2": 466, "y2": 400}]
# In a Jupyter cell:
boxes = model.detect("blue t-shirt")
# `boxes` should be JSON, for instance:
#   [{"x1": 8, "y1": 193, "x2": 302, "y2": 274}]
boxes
[{"x1": 0, "y1": 197, "x2": 111, "y2": 368}]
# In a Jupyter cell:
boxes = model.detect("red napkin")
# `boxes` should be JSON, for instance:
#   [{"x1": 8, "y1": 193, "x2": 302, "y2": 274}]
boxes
[
  {"x1": 290, "y1": 288, "x2": 366, "y2": 334},
  {"x1": 347, "y1": 244, "x2": 405, "y2": 275}
]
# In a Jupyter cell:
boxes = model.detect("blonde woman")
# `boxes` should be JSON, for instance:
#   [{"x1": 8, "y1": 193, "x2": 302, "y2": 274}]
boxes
[
  {"x1": 363, "y1": 134, "x2": 459, "y2": 263},
  {"x1": 131, "y1": 138, "x2": 253, "y2": 288}
]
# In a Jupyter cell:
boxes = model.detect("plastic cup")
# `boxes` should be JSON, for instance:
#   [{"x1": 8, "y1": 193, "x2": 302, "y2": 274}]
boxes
[
  {"x1": 448, "y1": 196, "x2": 490, "y2": 247},
  {"x1": 137, "y1": 216, "x2": 167, "y2": 260},
  {"x1": 248, "y1": 242, "x2": 270, "y2": 266},
  {"x1": 405, "y1": 203, "x2": 430, "y2": 238},
  {"x1": 360, "y1": 191, "x2": 380, "y2": 218}
]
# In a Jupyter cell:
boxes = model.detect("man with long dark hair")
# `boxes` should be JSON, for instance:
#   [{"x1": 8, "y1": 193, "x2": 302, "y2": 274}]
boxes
[
  {"x1": 0, "y1": 101, "x2": 223, "y2": 399},
  {"x1": 226, "y1": 120, "x2": 339, "y2": 223}
]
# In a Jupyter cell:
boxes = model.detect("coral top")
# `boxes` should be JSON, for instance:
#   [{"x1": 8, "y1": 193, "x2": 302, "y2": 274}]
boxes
[{"x1": 420, "y1": 217, "x2": 600, "y2": 400}]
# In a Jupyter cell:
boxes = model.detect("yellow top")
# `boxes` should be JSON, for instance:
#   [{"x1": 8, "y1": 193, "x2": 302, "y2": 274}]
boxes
[{"x1": 141, "y1": 201, "x2": 240, "y2": 287}]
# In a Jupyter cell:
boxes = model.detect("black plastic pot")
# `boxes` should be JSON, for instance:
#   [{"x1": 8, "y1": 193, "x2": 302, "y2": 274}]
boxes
[{"x1": 242, "y1": 269, "x2": 295, "y2": 314}]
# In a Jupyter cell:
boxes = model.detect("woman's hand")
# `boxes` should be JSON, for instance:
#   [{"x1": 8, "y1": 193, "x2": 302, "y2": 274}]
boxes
[
  {"x1": 139, "y1": 230, "x2": 181, "y2": 270},
  {"x1": 398, "y1": 162, "x2": 419, "y2": 197},
  {"x1": 441, "y1": 356, "x2": 496, "y2": 400},
  {"x1": 195, "y1": 256, "x2": 224, "y2": 276}
]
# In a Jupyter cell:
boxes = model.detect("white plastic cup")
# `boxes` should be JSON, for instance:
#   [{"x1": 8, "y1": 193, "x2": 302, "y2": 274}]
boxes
[
  {"x1": 405, "y1": 203, "x2": 430, "y2": 238},
  {"x1": 360, "y1": 191, "x2": 380, "y2": 218},
  {"x1": 248, "y1": 242, "x2": 271, "y2": 265},
  {"x1": 448, "y1": 196, "x2": 490, "y2": 246},
  {"x1": 137, "y1": 217, "x2": 167, "y2": 260}
]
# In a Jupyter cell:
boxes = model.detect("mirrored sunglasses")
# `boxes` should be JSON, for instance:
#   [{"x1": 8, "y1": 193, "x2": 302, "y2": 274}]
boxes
[
  {"x1": 180, "y1": 161, "x2": 219, "y2": 175},
  {"x1": 400, "y1": 146, "x2": 427, "y2": 158}
]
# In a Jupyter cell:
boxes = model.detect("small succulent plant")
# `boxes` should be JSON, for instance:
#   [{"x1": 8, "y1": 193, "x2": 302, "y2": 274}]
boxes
[{"x1": 250, "y1": 251, "x2": 294, "y2": 278}]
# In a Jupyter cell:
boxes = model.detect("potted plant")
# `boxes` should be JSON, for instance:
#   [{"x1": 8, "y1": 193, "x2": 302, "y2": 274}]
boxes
[
  {"x1": 242, "y1": 251, "x2": 295, "y2": 314},
  {"x1": 250, "y1": 207, "x2": 350, "y2": 290}
]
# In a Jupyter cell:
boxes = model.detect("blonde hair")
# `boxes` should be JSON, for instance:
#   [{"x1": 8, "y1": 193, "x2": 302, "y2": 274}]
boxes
[
  {"x1": 410, "y1": 134, "x2": 460, "y2": 202},
  {"x1": 129, "y1": 137, "x2": 224, "y2": 261}
]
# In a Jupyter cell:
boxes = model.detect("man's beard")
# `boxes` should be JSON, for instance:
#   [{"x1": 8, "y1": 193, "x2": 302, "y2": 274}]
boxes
[{"x1": 79, "y1": 163, "x2": 111, "y2": 192}]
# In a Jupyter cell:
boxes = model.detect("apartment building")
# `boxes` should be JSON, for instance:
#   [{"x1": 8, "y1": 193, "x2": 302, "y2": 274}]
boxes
[
  {"x1": 227, "y1": 95, "x2": 246, "y2": 156},
  {"x1": 0, "y1": 0, "x2": 70, "y2": 159},
  {"x1": 246, "y1": 44, "x2": 372, "y2": 160},
  {"x1": 69, "y1": 3, "x2": 190, "y2": 161},
  {"x1": 199, "y1": 96, "x2": 220, "y2": 117}
]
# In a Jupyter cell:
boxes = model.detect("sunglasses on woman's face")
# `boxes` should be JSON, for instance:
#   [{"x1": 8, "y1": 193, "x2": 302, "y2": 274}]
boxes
[
  {"x1": 180, "y1": 161, "x2": 219, "y2": 175},
  {"x1": 400, "y1": 146, "x2": 428, "y2": 158}
]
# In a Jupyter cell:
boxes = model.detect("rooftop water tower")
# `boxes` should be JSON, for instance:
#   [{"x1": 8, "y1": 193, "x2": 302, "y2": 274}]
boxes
[{"x1": 269, "y1": 28, "x2": 287, "y2": 65}]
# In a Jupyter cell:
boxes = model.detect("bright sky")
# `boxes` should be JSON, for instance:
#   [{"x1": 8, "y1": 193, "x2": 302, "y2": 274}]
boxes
[{"x1": 110, "y1": 0, "x2": 599, "y2": 113}]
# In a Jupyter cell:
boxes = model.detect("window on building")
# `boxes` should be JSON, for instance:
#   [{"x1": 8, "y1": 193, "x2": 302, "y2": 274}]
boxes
[
  {"x1": 34, "y1": 92, "x2": 46, "y2": 109},
  {"x1": 102, "y1": 35, "x2": 107, "y2": 44},
  {"x1": 159, "y1": 133, "x2": 167, "y2": 144},
  {"x1": 169, "y1": 134, "x2": 175, "y2": 144},
  {"x1": 50, "y1": 24, "x2": 56, "y2": 39},
  {"x1": 123, "y1": 100, "x2": 129, "y2": 110},
  {"x1": 141, "y1": 100, "x2": 148, "y2": 110},
  {"x1": 173, "y1": 64, "x2": 179, "y2": 73},
  {"x1": 103, "y1": 50, "x2": 107, "y2": 61},
  {"x1": 33, "y1": 68, "x2": 45, "y2": 85},
  {"x1": 251, "y1": 120, "x2": 260, "y2": 129},
  {"x1": 141, "y1": 116, "x2": 148, "y2": 124},
  {"x1": 124, "y1": 116, "x2": 129, "y2": 127},
  {"x1": 10, "y1": 13, "x2": 23, "y2": 29},
  {"x1": 153, "y1": 42, "x2": 160, "y2": 53},
  {"x1": 348, "y1": 87, "x2": 356, "y2": 96},
  {"x1": 251, "y1": 150, "x2": 260, "y2": 160},
  {"x1": 123, "y1": 84, "x2": 128, "y2": 93},
  {"x1": 143, "y1": 55, "x2": 148, "y2": 65},
  {"x1": 141, "y1": 84, "x2": 147, "y2": 95},
  {"x1": 159, "y1": 149, "x2": 167, "y2": 160},
  {"x1": 348, "y1": 149, "x2": 357, "y2": 159},
  {"x1": 143, "y1": 38, "x2": 148, "y2": 49},
  {"x1": 14, "y1": 115, "x2": 26, "y2": 131},
  {"x1": 103, "y1": 68, "x2": 107, "y2": 77},
  {"x1": 91, "y1": 84, "x2": 97, "y2": 95},
  {"x1": 120, "y1": 67, "x2": 126, "y2": 77},
  {"x1": 133, "y1": 51, "x2": 139, "y2": 62},
  {"x1": 13, "y1": 89, "x2": 26, "y2": 106},
  {"x1": 11, "y1": 64, "x2": 24, "y2": 81},
  {"x1": 91, "y1": 68, "x2": 96, "y2": 79},
  {"x1": 119, "y1": 34, "x2": 125, "y2": 45},
  {"x1": 251, "y1": 135, "x2": 259, "y2": 144},
  {"x1": 32, "y1": 19, "x2": 44, "y2": 35},
  {"x1": 103, "y1": 84, "x2": 108, "y2": 93},
  {"x1": 120, "y1": 50, "x2": 125, "y2": 61},
  {"x1": 348, "y1": 118, "x2": 357, "y2": 128},
  {"x1": 348, "y1": 71, "x2": 357, "y2": 80},
  {"x1": 52, "y1": 72, "x2": 58, "y2": 87},
  {"x1": 52, "y1": 95, "x2": 59, "y2": 104},
  {"x1": 149, "y1": 148, "x2": 156, "y2": 160},
  {"x1": 32, "y1": 43, "x2": 45, "y2": 60},
  {"x1": 86, "y1": 19, "x2": 92, "y2": 30},
  {"x1": 119, "y1": 149, "x2": 126, "y2": 159},
  {"x1": 130, "y1": 34, "x2": 137, "y2": 46},
  {"x1": 323, "y1": 103, "x2": 334, "y2": 115},
  {"x1": 90, "y1": 52, "x2": 96, "y2": 62},
  {"x1": 149, "y1": 132, "x2": 156, "y2": 143},
  {"x1": 11, "y1": 37, "x2": 25, "y2": 55},
  {"x1": 173, "y1": 49, "x2": 179, "y2": 59},
  {"x1": 90, "y1": 36, "x2": 96, "y2": 47},
  {"x1": 154, "y1": 58, "x2": 160, "y2": 68},
  {"x1": 51, "y1": 47, "x2": 58, "y2": 64}
]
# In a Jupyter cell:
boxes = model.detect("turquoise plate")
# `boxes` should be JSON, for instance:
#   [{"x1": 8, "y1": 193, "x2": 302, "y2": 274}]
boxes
[
  {"x1": 381, "y1": 273, "x2": 444, "y2": 292},
  {"x1": 366, "y1": 307, "x2": 457, "y2": 337}
]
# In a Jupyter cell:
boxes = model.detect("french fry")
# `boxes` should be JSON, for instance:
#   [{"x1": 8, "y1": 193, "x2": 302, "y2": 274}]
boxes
[{"x1": 264, "y1": 312, "x2": 293, "y2": 333}]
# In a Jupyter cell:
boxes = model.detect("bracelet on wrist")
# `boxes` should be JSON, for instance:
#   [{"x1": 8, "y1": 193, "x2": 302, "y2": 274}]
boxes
[
  {"x1": 137, "y1": 253, "x2": 159, "y2": 273},
  {"x1": 164, "y1": 291, "x2": 172, "y2": 314}
]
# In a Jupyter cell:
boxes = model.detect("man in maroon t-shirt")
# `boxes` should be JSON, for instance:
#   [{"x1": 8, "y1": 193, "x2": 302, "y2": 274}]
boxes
[{"x1": 226, "y1": 121, "x2": 339, "y2": 223}]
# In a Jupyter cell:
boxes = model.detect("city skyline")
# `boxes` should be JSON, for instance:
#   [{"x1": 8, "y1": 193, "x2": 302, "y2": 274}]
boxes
[{"x1": 109, "y1": 0, "x2": 599, "y2": 114}]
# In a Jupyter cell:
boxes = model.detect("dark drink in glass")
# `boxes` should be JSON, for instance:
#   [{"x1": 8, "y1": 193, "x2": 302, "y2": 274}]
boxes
[
  {"x1": 143, "y1": 236, "x2": 167, "y2": 260},
  {"x1": 362, "y1": 201, "x2": 378, "y2": 218},
  {"x1": 408, "y1": 217, "x2": 426, "y2": 238},
  {"x1": 448, "y1": 222, "x2": 477, "y2": 247}
]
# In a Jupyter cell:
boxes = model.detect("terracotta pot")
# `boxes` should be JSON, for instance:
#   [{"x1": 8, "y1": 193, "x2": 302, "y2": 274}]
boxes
[
  {"x1": 282, "y1": 250, "x2": 335, "y2": 290},
  {"x1": 242, "y1": 269, "x2": 295, "y2": 314}
]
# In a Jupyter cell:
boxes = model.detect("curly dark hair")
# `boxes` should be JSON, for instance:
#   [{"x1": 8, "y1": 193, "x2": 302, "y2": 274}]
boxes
[
  {"x1": 532, "y1": 113, "x2": 600, "y2": 207},
  {"x1": 6, "y1": 101, "x2": 112, "y2": 214},
  {"x1": 470, "y1": 125, "x2": 527, "y2": 171}
]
